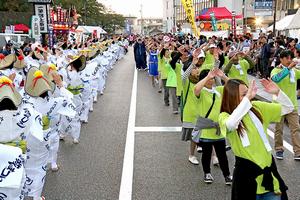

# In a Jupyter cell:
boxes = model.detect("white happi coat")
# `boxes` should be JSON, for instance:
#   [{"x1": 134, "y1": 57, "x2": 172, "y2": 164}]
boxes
[
  {"x1": 0, "y1": 103, "x2": 44, "y2": 200},
  {"x1": 22, "y1": 92, "x2": 76, "y2": 198},
  {"x1": 59, "y1": 68, "x2": 83, "y2": 140}
]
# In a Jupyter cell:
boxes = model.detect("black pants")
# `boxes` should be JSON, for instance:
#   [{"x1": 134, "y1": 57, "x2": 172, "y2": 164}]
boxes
[{"x1": 201, "y1": 140, "x2": 230, "y2": 177}]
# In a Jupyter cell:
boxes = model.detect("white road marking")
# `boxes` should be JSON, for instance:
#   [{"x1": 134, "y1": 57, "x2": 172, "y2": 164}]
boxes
[
  {"x1": 267, "y1": 129, "x2": 294, "y2": 154},
  {"x1": 119, "y1": 69, "x2": 137, "y2": 200},
  {"x1": 135, "y1": 126, "x2": 182, "y2": 132},
  {"x1": 134, "y1": 126, "x2": 294, "y2": 154}
]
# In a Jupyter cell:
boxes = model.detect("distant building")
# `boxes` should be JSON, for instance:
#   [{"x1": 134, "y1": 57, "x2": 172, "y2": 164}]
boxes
[
  {"x1": 124, "y1": 16, "x2": 138, "y2": 34},
  {"x1": 137, "y1": 18, "x2": 163, "y2": 35}
]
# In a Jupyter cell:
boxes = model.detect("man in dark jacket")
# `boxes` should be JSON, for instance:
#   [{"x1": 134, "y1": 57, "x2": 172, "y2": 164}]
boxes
[
  {"x1": 260, "y1": 36, "x2": 272, "y2": 78},
  {"x1": 133, "y1": 38, "x2": 147, "y2": 70}
]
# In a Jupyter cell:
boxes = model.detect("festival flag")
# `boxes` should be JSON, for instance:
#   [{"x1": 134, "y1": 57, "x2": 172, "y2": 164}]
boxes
[{"x1": 180, "y1": 0, "x2": 200, "y2": 36}]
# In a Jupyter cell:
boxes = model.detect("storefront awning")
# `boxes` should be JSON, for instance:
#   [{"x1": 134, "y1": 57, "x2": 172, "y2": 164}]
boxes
[{"x1": 196, "y1": 7, "x2": 243, "y2": 20}]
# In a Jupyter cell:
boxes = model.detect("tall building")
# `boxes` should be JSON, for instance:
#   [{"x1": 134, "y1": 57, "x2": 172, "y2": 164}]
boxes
[{"x1": 163, "y1": 0, "x2": 175, "y2": 32}]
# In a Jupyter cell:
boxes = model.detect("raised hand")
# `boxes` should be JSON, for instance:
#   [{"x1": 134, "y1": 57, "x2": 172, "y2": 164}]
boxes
[
  {"x1": 52, "y1": 73, "x2": 63, "y2": 88},
  {"x1": 214, "y1": 68, "x2": 225, "y2": 78},
  {"x1": 8, "y1": 73, "x2": 16, "y2": 81},
  {"x1": 260, "y1": 78, "x2": 280, "y2": 95},
  {"x1": 246, "y1": 80, "x2": 257, "y2": 100}
]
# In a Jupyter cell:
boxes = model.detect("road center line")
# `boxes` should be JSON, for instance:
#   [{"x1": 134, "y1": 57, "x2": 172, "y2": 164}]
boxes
[
  {"x1": 134, "y1": 126, "x2": 294, "y2": 154},
  {"x1": 135, "y1": 126, "x2": 182, "y2": 132},
  {"x1": 119, "y1": 69, "x2": 137, "y2": 200}
]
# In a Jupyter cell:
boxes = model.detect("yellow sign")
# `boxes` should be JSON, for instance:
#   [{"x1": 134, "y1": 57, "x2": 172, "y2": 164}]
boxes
[{"x1": 181, "y1": 0, "x2": 200, "y2": 36}]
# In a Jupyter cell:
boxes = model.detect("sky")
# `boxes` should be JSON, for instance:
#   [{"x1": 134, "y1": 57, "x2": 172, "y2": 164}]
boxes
[{"x1": 99, "y1": 0, "x2": 163, "y2": 18}]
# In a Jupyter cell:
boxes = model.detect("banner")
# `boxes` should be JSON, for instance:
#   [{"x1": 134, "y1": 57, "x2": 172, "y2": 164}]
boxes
[
  {"x1": 180, "y1": 0, "x2": 199, "y2": 36},
  {"x1": 35, "y1": 4, "x2": 48, "y2": 33},
  {"x1": 254, "y1": 0, "x2": 273, "y2": 16},
  {"x1": 210, "y1": 12, "x2": 217, "y2": 31},
  {"x1": 31, "y1": 15, "x2": 41, "y2": 40},
  {"x1": 68, "y1": 30, "x2": 82, "y2": 44}
]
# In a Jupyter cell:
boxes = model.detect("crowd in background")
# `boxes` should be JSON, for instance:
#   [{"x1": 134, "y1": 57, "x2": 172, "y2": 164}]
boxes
[{"x1": 132, "y1": 31, "x2": 300, "y2": 200}]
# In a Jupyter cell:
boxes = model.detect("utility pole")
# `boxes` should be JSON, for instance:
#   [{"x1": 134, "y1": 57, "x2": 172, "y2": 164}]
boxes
[
  {"x1": 273, "y1": 0, "x2": 277, "y2": 35},
  {"x1": 140, "y1": 4, "x2": 143, "y2": 35},
  {"x1": 173, "y1": 0, "x2": 176, "y2": 33}
]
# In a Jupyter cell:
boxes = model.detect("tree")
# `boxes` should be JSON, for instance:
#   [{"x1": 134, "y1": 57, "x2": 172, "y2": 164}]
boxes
[
  {"x1": 0, "y1": 0, "x2": 125, "y2": 33},
  {"x1": 53, "y1": 0, "x2": 125, "y2": 33}
]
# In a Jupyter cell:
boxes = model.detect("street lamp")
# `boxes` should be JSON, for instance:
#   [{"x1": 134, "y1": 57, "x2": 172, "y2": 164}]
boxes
[{"x1": 255, "y1": 17, "x2": 262, "y2": 27}]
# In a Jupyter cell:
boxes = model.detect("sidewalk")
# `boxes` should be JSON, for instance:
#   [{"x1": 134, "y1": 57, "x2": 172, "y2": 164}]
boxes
[{"x1": 248, "y1": 74, "x2": 300, "y2": 114}]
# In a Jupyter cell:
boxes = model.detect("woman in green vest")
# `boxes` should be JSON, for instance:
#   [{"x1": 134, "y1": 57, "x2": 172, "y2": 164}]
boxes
[
  {"x1": 219, "y1": 79, "x2": 293, "y2": 200},
  {"x1": 166, "y1": 51, "x2": 182, "y2": 114},
  {"x1": 159, "y1": 48, "x2": 171, "y2": 106},
  {"x1": 181, "y1": 48, "x2": 206, "y2": 165},
  {"x1": 223, "y1": 51, "x2": 255, "y2": 85},
  {"x1": 194, "y1": 68, "x2": 232, "y2": 185}
]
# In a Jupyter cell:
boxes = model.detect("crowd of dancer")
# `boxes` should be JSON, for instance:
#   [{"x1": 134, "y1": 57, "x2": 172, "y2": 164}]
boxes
[
  {"x1": 134, "y1": 32, "x2": 300, "y2": 200},
  {"x1": 0, "y1": 37, "x2": 128, "y2": 200}
]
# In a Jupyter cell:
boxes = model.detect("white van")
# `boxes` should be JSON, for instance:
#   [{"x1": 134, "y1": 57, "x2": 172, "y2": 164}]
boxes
[{"x1": 0, "y1": 33, "x2": 30, "y2": 47}]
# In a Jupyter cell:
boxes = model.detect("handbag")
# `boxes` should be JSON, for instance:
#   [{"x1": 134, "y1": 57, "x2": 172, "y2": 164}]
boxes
[{"x1": 192, "y1": 93, "x2": 216, "y2": 143}]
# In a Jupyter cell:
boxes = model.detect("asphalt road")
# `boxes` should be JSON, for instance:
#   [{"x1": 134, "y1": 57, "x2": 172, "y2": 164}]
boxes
[{"x1": 43, "y1": 49, "x2": 300, "y2": 200}]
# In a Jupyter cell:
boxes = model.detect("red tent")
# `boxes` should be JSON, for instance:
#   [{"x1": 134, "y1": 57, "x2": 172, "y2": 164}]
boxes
[
  {"x1": 14, "y1": 24, "x2": 30, "y2": 33},
  {"x1": 196, "y1": 7, "x2": 243, "y2": 20}
]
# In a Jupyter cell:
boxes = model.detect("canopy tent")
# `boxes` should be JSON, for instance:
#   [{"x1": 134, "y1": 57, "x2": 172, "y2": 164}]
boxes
[
  {"x1": 77, "y1": 26, "x2": 107, "y2": 37},
  {"x1": 14, "y1": 24, "x2": 29, "y2": 33},
  {"x1": 267, "y1": 14, "x2": 295, "y2": 31},
  {"x1": 196, "y1": 7, "x2": 243, "y2": 20},
  {"x1": 286, "y1": 9, "x2": 300, "y2": 30}
]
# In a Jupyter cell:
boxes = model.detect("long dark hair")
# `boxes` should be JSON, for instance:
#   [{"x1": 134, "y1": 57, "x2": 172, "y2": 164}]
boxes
[
  {"x1": 160, "y1": 48, "x2": 168, "y2": 59},
  {"x1": 221, "y1": 79, "x2": 263, "y2": 136},
  {"x1": 0, "y1": 98, "x2": 17, "y2": 111}
]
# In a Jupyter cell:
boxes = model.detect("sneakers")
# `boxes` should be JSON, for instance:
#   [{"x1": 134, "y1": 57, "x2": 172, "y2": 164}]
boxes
[
  {"x1": 158, "y1": 89, "x2": 162, "y2": 93},
  {"x1": 212, "y1": 155, "x2": 219, "y2": 166},
  {"x1": 188, "y1": 155, "x2": 199, "y2": 165},
  {"x1": 73, "y1": 138, "x2": 79, "y2": 144},
  {"x1": 59, "y1": 134, "x2": 66, "y2": 141},
  {"x1": 276, "y1": 151, "x2": 284, "y2": 160},
  {"x1": 294, "y1": 155, "x2": 300, "y2": 161},
  {"x1": 225, "y1": 145, "x2": 231, "y2": 151},
  {"x1": 197, "y1": 146, "x2": 203, "y2": 153},
  {"x1": 173, "y1": 111, "x2": 179, "y2": 115},
  {"x1": 51, "y1": 164, "x2": 60, "y2": 172},
  {"x1": 225, "y1": 175, "x2": 233, "y2": 185},
  {"x1": 204, "y1": 173, "x2": 214, "y2": 184}
]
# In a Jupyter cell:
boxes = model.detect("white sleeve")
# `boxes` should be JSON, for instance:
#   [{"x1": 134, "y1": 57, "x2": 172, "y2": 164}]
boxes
[
  {"x1": 273, "y1": 90, "x2": 294, "y2": 116},
  {"x1": 225, "y1": 97, "x2": 252, "y2": 131},
  {"x1": 59, "y1": 87, "x2": 73, "y2": 99}
]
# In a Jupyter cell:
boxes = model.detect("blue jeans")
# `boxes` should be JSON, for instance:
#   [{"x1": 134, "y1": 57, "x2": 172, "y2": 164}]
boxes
[{"x1": 256, "y1": 192, "x2": 281, "y2": 200}]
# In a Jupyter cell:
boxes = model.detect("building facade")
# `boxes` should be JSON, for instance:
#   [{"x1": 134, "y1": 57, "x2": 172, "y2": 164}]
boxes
[
  {"x1": 162, "y1": 0, "x2": 300, "y2": 34},
  {"x1": 137, "y1": 18, "x2": 163, "y2": 35}
]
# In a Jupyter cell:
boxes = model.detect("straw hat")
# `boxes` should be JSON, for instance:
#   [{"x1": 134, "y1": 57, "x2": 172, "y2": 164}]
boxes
[
  {"x1": 0, "y1": 54, "x2": 16, "y2": 70},
  {"x1": 25, "y1": 67, "x2": 55, "y2": 97},
  {"x1": 0, "y1": 76, "x2": 22, "y2": 107},
  {"x1": 68, "y1": 55, "x2": 86, "y2": 72},
  {"x1": 40, "y1": 63, "x2": 58, "y2": 81},
  {"x1": 13, "y1": 54, "x2": 26, "y2": 69}
]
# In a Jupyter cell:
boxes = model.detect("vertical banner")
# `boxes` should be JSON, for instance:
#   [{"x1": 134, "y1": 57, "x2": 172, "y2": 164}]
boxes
[
  {"x1": 210, "y1": 12, "x2": 217, "y2": 31},
  {"x1": 180, "y1": 0, "x2": 199, "y2": 36},
  {"x1": 35, "y1": 4, "x2": 48, "y2": 33},
  {"x1": 48, "y1": 24, "x2": 54, "y2": 48},
  {"x1": 231, "y1": 11, "x2": 237, "y2": 38},
  {"x1": 31, "y1": 15, "x2": 41, "y2": 41}
]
